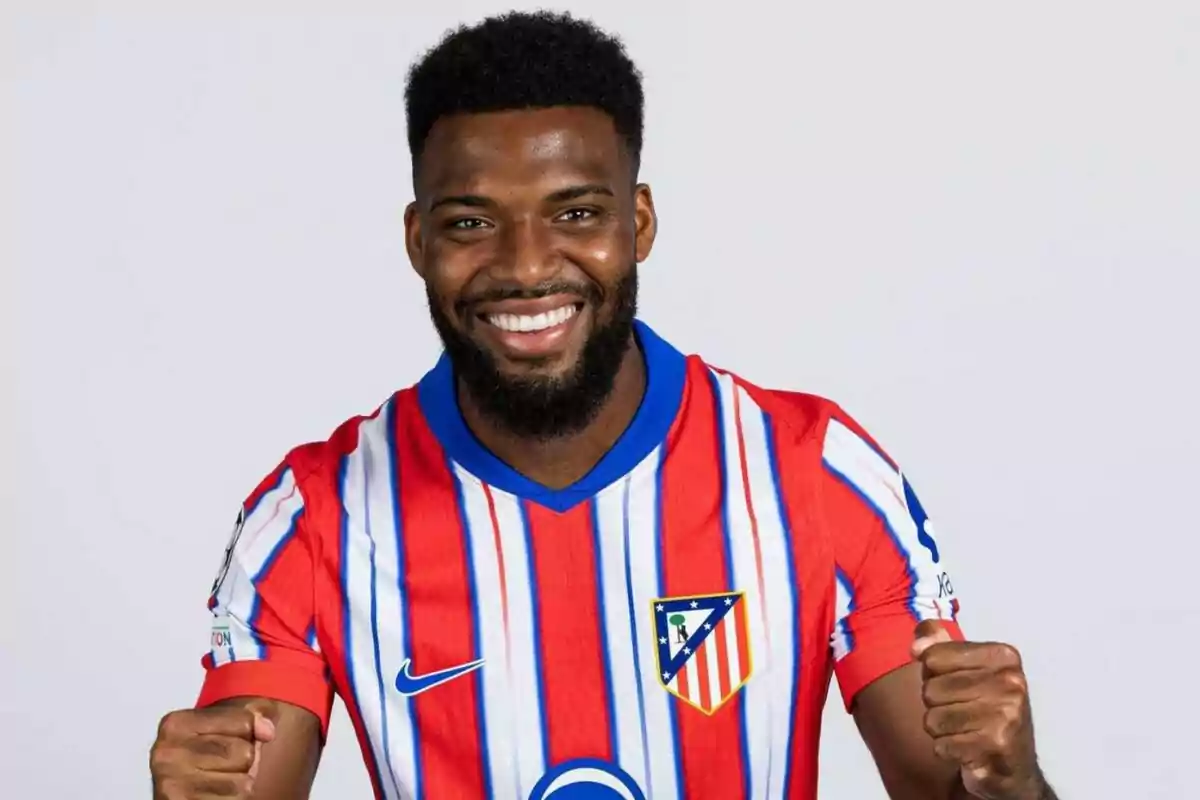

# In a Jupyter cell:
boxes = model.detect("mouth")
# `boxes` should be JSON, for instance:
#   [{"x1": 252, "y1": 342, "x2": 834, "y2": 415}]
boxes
[{"x1": 472, "y1": 296, "x2": 588, "y2": 360}]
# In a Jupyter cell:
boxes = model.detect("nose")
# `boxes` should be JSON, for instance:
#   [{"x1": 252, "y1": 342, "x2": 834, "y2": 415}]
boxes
[{"x1": 493, "y1": 216, "x2": 559, "y2": 287}]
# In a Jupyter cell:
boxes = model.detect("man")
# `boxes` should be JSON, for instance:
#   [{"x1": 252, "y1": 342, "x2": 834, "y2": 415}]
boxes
[{"x1": 150, "y1": 11, "x2": 1057, "y2": 800}]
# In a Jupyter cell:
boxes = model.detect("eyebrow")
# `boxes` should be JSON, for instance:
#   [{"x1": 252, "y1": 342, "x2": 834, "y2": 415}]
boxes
[{"x1": 428, "y1": 183, "x2": 615, "y2": 212}]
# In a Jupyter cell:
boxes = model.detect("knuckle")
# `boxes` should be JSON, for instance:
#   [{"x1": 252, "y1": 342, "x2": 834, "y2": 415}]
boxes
[
  {"x1": 995, "y1": 643, "x2": 1023, "y2": 668},
  {"x1": 157, "y1": 709, "x2": 193, "y2": 740},
  {"x1": 922, "y1": 708, "x2": 942, "y2": 738},
  {"x1": 155, "y1": 776, "x2": 186, "y2": 800},
  {"x1": 1002, "y1": 669, "x2": 1029, "y2": 695},
  {"x1": 156, "y1": 711, "x2": 178, "y2": 740},
  {"x1": 148, "y1": 743, "x2": 174, "y2": 774},
  {"x1": 226, "y1": 738, "x2": 256, "y2": 770}
]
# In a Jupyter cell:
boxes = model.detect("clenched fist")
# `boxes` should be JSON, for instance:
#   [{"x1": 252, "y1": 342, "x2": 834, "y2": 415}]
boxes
[
  {"x1": 912, "y1": 621, "x2": 1055, "y2": 800},
  {"x1": 150, "y1": 701, "x2": 277, "y2": 799}
]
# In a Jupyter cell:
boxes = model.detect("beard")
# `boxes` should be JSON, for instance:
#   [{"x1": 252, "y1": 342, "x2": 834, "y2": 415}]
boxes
[{"x1": 427, "y1": 269, "x2": 639, "y2": 441}]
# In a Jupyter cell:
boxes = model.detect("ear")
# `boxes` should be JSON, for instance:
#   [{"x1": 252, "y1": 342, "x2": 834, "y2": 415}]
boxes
[
  {"x1": 632, "y1": 183, "x2": 658, "y2": 263},
  {"x1": 403, "y1": 201, "x2": 425, "y2": 278}
]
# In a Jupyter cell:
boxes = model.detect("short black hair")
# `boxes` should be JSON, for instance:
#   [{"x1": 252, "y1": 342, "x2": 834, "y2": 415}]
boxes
[{"x1": 404, "y1": 10, "x2": 645, "y2": 173}]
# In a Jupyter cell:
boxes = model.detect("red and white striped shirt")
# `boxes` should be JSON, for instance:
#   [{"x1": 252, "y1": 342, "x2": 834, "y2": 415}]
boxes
[{"x1": 198, "y1": 320, "x2": 964, "y2": 800}]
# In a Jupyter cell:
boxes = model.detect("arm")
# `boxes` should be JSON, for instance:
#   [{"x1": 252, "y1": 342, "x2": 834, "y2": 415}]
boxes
[
  {"x1": 820, "y1": 412, "x2": 1054, "y2": 800},
  {"x1": 153, "y1": 460, "x2": 332, "y2": 798}
]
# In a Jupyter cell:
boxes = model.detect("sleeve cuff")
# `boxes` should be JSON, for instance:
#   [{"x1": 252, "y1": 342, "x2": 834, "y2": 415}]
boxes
[
  {"x1": 835, "y1": 619, "x2": 965, "y2": 711},
  {"x1": 197, "y1": 659, "x2": 333, "y2": 738}
]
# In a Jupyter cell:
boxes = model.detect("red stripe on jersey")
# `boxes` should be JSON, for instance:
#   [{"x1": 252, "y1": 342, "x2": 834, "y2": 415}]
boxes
[
  {"x1": 657, "y1": 365, "x2": 749, "y2": 798},
  {"x1": 694, "y1": 640, "x2": 713, "y2": 711},
  {"x1": 760, "y1": 396, "x2": 835, "y2": 800},
  {"x1": 524, "y1": 500, "x2": 613, "y2": 764},
  {"x1": 733, "y1": 595, "x2": 752, "y2": 683},
  {"x1": 714, "y1": 618, "x2": 733, "y2": 698},
  {"x1": 244, "y1": 461, "x2": 290, "y2": 516},
  {"x1": 248, "y1": 521, "x2": 309, "y2": 662},
  {"x1": 676, "y1": 664, "x2": 692, "y2": 704},
  {"x1": 823, "y1": 471, "x2": 919, "y2": 623},
  {"x1": 397, "y1": 391, "x2": 489, "y2": 798},
  {"x1": 302, "y1": 418, "x2": 389, "y2": 800}
]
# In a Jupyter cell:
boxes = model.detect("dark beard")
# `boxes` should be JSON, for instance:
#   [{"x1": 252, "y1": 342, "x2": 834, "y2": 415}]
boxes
[{"x1": 427, "y1": 270, "x2": 638, "y2": 441}]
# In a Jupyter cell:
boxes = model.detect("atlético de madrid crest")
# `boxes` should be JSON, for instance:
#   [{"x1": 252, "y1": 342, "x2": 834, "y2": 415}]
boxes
[{"x1": 652, "y1": 591, "x2": 753, "y2": 715}]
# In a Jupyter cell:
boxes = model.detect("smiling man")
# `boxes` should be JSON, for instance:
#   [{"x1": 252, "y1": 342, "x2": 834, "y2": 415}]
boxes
[{"x1": 150, "y1": 11, "x2": 1057, "y2": 800}]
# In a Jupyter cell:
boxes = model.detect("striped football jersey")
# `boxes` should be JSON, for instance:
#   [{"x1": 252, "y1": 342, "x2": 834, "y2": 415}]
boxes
[{"x1": 198, "y1": 320, "x2": 964, "y2": 800}]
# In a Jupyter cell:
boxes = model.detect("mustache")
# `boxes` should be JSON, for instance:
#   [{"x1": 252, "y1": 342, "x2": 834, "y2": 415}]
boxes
[{"x1": 456, "y1": 281, "x2": 602, "y2": 311}]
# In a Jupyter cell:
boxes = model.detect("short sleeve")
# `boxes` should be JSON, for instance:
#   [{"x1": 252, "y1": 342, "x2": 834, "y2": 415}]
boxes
[
  {"x1": 196, "y1": 462, "x2": 333, "y2": 734},
  {"x1": 820, "y1": 413, "x2": 965, "y2": 711}
]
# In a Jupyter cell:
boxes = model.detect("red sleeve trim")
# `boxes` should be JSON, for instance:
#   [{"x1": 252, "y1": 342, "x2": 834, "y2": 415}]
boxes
[
  {"x1": 196, "y1": 660, "x2": 333, "y2": 738},
  {"x1": 835, "y1": 619, "x2": 965, "y2": 711}
]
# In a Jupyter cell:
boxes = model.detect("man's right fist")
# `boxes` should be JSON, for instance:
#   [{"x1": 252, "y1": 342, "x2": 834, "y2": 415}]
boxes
[{"x1": 150, "y1": 701, "x2": 277, "y2": 799}]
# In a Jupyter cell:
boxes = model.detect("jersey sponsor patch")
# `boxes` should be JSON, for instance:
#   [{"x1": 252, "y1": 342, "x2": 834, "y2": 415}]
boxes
[
  {"x1": 651, "y1": 591, "x2": 753, "y2": 715},
  {"x1": 209, "y1": 505, "x2": 245, "y2": 599},
  {"x1": 210, "y1": 618, "x2": 233, "y2": 658}
]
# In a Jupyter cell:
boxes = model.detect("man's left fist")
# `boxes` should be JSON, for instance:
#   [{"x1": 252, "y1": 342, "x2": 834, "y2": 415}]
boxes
[{"x1": 912, "y1": 621, "x2": 1047, "y2": 800}]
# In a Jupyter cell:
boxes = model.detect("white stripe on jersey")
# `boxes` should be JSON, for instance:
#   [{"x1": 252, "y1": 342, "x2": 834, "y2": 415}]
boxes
[
  {"x1": 622, "y1": 445, "x2": 683, "y2": 800},
  {"x1": 341, "y1": 404, "x2": 409, "y2": 800},
  {"x1": 487, "y1": 487, "x2": 547, "y2": 797},
  {"x1": 211, "y1": 468, "x2": 305, "y2": 666},
  {"x1": 832, "y1": 569, "x2": 856, "y2": 659},
  {"x1": 822, "y1": 418, "x2": 944, "y2": 621},
  {"x1": 455, "y1": 467, "x2": 523, "y2": 800},
  {"x1": 594, "y1": 466, "x2": 654, "y2": 792},
  {"x1": 731, "y1": 380, "x2": 801, "y2": 797},
  {"x1": 709, "y1": 370, "x2": 767, "y2": 800}
]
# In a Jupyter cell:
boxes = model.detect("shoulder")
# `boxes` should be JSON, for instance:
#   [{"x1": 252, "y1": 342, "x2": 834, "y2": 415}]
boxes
[
  {"x1": 270, "y1": 388, "x2": 414, "y2": 512},
  {"x1": 697, "y1": 358, "x2": 879, "y2": 458}
]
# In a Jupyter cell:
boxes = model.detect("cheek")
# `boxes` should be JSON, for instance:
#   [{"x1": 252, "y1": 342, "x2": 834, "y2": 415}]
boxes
[
  {"x1": 423, "y1": 250, "x2": 481, "y2": 301},
  {"x1": 567, "y1": 228, "x2": 631, "y2": 282}
]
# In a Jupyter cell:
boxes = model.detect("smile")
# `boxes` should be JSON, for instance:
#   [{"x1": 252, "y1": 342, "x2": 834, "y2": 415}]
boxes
[{"x1": 484, "y1": 303, "x2": 580, "y2": 333}]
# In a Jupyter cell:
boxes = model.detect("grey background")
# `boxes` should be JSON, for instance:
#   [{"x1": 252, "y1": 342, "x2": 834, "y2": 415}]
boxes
[{"x1": 3, "y1": 1, "x2": 1198, "y2": 798}]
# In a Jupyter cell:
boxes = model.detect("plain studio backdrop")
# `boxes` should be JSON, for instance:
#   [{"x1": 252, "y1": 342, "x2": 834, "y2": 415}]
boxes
[{"x1": 3, "y1": 1, "x2": 1198, "y2": 798}]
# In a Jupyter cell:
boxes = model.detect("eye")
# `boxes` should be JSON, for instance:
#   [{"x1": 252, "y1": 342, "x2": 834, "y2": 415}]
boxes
[
  {"x1": 447, "y1": 217, "x2": 491, "y2": 231},
  {"x1": 556, "y1": 207, "x2": 598, "y2": 223}
]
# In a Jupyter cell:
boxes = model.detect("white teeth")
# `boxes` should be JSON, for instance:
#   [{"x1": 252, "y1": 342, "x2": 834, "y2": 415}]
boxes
[{"x1": 487, "y1": 304, "x2": 578, "y2": 333}]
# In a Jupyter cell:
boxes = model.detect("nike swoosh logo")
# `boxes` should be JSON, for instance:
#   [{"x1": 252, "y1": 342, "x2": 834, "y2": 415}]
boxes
[{"x1": 394, "y1": 657, "x2": 485, "y2": 697}]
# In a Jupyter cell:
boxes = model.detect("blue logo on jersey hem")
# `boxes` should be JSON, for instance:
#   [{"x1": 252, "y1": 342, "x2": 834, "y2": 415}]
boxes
[
  {"x1": 527, "y1": 759, "x2": 646, "y2": 800},
  {"x1": 394, "y1": 657, "x2": 484, "y2": 697}
]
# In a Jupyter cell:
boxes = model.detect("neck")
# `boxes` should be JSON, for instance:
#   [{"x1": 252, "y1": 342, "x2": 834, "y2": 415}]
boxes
[{"x1": 457, "y1": 339, "x2": 647, "y2": 491}]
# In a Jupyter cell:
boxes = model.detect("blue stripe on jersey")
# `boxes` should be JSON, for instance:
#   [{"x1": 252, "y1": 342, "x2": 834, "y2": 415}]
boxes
[
  {"x1": 338, "y1": 454, "x2": 389, "y2": 798},
  {"x1": 706, "y1": 370, "x2": 752, "y2": 800},
  {"x1": 519, "y1": 500, "x2": 552, "y2": 769},
  {"x1": 763, "y1": 411, "x2": 801, "y2": 797},
  {"x1": 621, "y1": 475, "x2": 654, "y2": 794},
  {"x1": 417, "y1": 320, "x2": 687, "y2": 512},
  {"x1": 245, "y1": 504, "x2": 303, "y2": 659},
  {"x1": 822, "y1": 458, "x2": 921, "y2": 621},
  {"x1": 652, "y1": 450, "x2": 686, "y2": 800},
  {"x1": 588, "y1": 497, "x2": 619, "y2": 760},
  {"x1": 449, "y1": 459, "x2": 493, "y2": 800}
]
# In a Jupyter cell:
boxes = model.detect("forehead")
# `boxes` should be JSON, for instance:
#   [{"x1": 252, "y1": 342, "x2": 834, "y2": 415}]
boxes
[{"x1": 415, "y1": 107, "x2": 628, "y2": 199}]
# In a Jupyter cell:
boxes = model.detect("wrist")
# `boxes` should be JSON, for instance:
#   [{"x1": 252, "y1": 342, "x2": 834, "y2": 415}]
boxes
[{"x1": 1019, "y1": 769, "x2": 1056, "y2": 800}]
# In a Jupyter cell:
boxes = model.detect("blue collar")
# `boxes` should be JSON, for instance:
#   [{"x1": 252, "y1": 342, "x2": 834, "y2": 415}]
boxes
[{"x1": 417, "y1": 319, "x2": 687, "y2": 512}]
